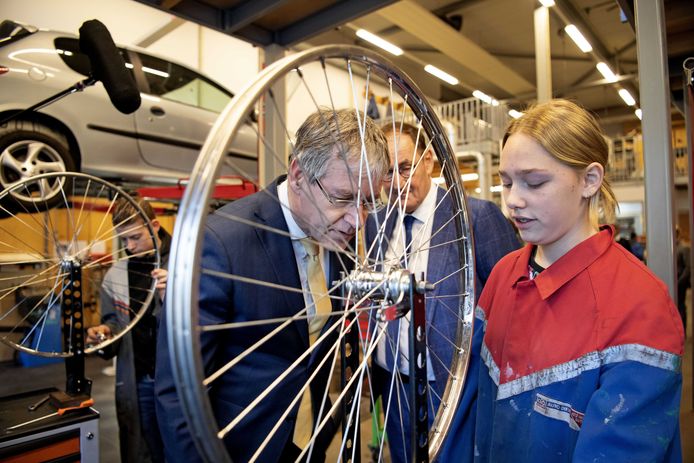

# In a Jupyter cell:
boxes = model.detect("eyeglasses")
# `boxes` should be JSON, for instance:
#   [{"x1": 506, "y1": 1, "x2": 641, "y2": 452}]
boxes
[
  {"x1": 314, "y1": 178, "x2": 385, "y2": 214},
  {"x1": 384, "y1": 162, "x2": 413, "y2": 182}
]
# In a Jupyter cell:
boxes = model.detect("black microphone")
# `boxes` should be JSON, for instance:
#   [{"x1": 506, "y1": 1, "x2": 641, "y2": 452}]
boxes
[{"x1": 79, "y1": 19, "x2": 141, "y2": 114}]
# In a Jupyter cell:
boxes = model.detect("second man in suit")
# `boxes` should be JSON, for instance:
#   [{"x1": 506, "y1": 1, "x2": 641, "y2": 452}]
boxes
[{"x1": 367, "y1": 122, "x2": 520, "y2": 462}]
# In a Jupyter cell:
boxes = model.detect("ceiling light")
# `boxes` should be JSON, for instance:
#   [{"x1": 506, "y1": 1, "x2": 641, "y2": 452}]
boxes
[
  {"x1": 635, "y1": 108, "x2": 642, "y2": 120},
  {"x1": 539, "y1": 0, "x2": 555, "y2": 6},
  {"x1": 618, "y1": 88, "x2": 636, "y2": 106},
  {"x1": 356, "y1": 29, "x2": 403, "y2": 56},
  {"x1": 472, "y1": 90, "x2": 493, "y2": 104},
  {"x1": 508, "y1": 109, "x2": 524, "y2": 119},
  {"x1": 564, "y1": 24, "x2": 592, "y2": 53},
  {"x1": 596, "y1": 62, "x2": 618, "y2": 82},
  {"x1": 461, "y1": 173, "x2": 479, "y2": 182},
  {"x1": 424, "y1": 64, "x2": 459, "y2": 85}
]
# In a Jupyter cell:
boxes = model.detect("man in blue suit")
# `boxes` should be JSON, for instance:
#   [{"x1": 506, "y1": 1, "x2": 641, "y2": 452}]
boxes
[
  {"x1": 155, "y1": 109, "x2": 390, "y2": 462},
  {"x1": 366, "y1": 122, "x2": 520, "y2": 462}
]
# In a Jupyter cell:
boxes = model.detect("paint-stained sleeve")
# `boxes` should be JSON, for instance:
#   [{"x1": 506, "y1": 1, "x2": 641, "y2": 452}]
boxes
[{"x1": 572, "y1": 358, "x2": 683, "y2": 462}]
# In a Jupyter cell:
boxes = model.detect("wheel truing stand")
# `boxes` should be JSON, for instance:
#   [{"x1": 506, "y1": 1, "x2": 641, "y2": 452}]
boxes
[
  {"x1": 342, "y1": 268, "x2": 433, "y2": 463},
  {"x1": 53, "y1": 257, "x2": 92, "y2": 406}
]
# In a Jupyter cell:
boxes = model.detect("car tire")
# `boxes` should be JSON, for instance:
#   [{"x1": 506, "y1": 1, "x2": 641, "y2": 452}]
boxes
[{"x1": 0, "y1": 120, "x2": 77, "y2": 215}]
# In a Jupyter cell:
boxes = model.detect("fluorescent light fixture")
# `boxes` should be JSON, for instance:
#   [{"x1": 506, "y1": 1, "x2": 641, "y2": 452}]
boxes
[
  {"x1": 618, "y1": 88, "x2": 636, "y2": 106},
  {"x1": 461, "y1": 173, "x2": 479, "y2": 182},
  {"x1": 472, "y1": 90, "x2": 493, "y2": 104},
  {"x1": 490, "y1": 185, "x2": 503, "y2": 192},
  {"x1": 539, "y1": 0, "x2": 555, "y2": 6},
  {"x1": 356, "y1": 29, "x2": 403, "y2": 56},
  {"x1": 424, "y1": 64, "x2": 459, "y2": 85},
  {"x1": 564, "y1": 24, "x2": 592, "y2": 53},
  {"x1": 508, "y1": 109, "x2": 524, "y2": 119},
  {"x1": 596, "y1": 62, "x2": 618, "y2": 82},
  {"x1": 635, "y1": 108, "x2": 642, "y2": 120}
]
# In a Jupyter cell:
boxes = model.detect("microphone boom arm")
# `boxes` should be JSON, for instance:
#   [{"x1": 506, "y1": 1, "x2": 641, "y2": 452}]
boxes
[{"x1": 0, "y1": 76, "x2": 97, "y2": 126}]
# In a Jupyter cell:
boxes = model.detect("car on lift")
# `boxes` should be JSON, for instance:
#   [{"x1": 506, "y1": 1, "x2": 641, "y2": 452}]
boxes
[{"x1": 0, "y1": 20, "x2": 258, "y2": 210}]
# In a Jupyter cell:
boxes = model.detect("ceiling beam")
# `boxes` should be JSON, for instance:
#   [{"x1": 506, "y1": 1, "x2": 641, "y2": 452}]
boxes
[
  {"x1": 513, "y1": 73, "x2": 637, "y2": 102},
  {"x1": 376, "y1": 0, "x2": 534, "y2": 96},
  {"x1": 136, "y1": 17, "x2": 186, "y2": 48},
  {"x1": 552, "y1": 0, "x2": 640, "y2": 106},
  {"x1": 277, "y1": 0, "x2": 397, "y2": 46},
  {"x1": 222, "y1": 0, "x2": 291, "y2": 34}
]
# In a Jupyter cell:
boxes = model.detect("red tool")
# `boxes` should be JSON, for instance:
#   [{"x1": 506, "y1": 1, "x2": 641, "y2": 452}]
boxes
[{"x1": 8, "y1": 398, "x2": 95, "y2": 431}]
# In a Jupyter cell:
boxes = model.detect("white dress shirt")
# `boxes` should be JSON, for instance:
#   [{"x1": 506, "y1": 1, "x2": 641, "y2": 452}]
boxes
[
  {"x1": 278, "y1": 180, "x2": 329, "y2": 323},
  {"x1": 376, "y1": 179, "x2": 438, "y2": 380}
]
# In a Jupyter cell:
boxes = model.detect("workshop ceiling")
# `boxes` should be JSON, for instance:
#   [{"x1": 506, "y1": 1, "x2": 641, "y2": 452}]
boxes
[{"x1": 136, "y1": 0, "x2": 694, "y2": 124}]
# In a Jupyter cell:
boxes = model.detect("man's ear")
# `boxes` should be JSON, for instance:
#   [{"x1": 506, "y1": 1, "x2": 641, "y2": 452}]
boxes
[
  {"x1": 288, "y1": 158, "x2": 305, "y2": 193},
  {"x1": 582, "y1": 162, "x2": 604, "y2": 198},
  {"x1": 423, "y1": 148, "x2": 435, "y2": 176},
  {"x1": 150, "y1": 218, "x2": 161, "y2": 233}
]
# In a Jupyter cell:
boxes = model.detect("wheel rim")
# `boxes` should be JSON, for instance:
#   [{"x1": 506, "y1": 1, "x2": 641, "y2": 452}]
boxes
[
  {"x1": 167, "y1": 45, "x2": 475, "y2": 462},
  {"x1": 0, "y1": 140, "x2": 68, "y2": 203},
  {"x1": 0, "y1": 172, "x2": 160, "y2": 357}
]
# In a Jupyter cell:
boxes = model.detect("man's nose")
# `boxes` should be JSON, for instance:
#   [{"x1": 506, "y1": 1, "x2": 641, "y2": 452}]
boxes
[{"x1": 343, "y1": 202, "x2": 364, "y2": 228}]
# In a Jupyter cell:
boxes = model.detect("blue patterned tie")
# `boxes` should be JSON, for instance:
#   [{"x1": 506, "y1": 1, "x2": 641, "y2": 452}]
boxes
[{"x1": 386, "y1": 215, "x2": 416, "y2": 372}]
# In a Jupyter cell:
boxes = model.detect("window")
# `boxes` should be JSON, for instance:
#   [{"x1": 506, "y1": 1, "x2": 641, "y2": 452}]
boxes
[
  {"x1": 136, "y1": 53, "x2": 232, "y2": 113},
  {"x1": 54, "y1": 37, "x2": 133, "y2": 81}
]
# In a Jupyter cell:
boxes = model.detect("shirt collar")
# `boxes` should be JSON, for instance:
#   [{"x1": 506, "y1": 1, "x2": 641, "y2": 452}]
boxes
[
  {"x1": 277, "y1": 180, "x2": 307, "y2": 240},
  {"x1": 509, "y1": 225, "x2": 615, "y2": 300}
]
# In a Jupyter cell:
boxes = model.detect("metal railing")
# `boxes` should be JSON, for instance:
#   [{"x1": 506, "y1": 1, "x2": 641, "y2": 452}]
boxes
[{"x1": 433, "y1": 97, "x2": 510, "y2": 151}]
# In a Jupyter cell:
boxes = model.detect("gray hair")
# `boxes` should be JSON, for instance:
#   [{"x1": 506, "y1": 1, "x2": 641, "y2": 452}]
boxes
[
  {"x1": 292, "y1": 108, "x2": 389, "y2": 183},
  {"x1": 381, "y1": 121, "x2": 428, "y2": 155}
]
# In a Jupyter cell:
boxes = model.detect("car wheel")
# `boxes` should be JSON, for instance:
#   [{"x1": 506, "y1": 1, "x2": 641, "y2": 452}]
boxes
[{"x1": 0, "y1": 120, "x2": 77, "y2": 214}]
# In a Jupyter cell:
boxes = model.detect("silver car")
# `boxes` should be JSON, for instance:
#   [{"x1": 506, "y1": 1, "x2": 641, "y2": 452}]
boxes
[{"x1": 0, "y1": 20, "x2": 258, "y2": 210}]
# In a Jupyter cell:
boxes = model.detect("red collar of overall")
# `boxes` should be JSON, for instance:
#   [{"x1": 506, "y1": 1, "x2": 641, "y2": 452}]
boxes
[{"x1": 509, "y1": 225, "x2": 615, "y2": 300}]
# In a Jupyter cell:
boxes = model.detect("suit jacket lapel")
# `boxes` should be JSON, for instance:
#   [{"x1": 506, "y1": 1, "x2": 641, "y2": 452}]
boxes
[
  {"x1": 253, "y1": 178, "x2": 309, "y2": 347},
  {"x1": 426, "y1": 189, "x2": 460, "y2": 386}
]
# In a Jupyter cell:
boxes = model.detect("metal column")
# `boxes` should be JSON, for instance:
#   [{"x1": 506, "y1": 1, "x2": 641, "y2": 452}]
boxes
[
  {"x1": 258, "y1": 44, "x2": 288, "y2": 188},
  {"x1": 534, "y1": 6, "x2": 552, "y2": 103},
  {"x1": 635, "y1": 0, "x2": 676, "y2": 297}
]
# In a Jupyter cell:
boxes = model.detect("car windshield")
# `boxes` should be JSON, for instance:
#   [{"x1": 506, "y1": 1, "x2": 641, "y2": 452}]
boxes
[{"x1": 0, "y1": 20, "x2": 37, "y2": 48}]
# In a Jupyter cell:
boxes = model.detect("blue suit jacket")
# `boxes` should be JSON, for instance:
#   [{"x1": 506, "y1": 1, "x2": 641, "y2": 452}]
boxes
[
  {"x1": 155, "y1": 179, "x2": 342, "y2": 462},
  {"x1": 365, "y1": 188, "x2": 520, "y2": 460}
]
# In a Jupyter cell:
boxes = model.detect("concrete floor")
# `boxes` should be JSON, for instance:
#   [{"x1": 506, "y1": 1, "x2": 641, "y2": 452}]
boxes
[{"x1": 0, "y1": 307, "x2": 692, "y2": 463}]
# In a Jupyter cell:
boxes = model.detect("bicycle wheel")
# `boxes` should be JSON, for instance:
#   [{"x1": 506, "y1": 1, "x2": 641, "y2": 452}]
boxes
[
  {"x1": 0, "y1": 172, "x2": 160, "y2": 357},
  {"x1": 165, "y1": 45, "x2": 475, "y2": 462}
]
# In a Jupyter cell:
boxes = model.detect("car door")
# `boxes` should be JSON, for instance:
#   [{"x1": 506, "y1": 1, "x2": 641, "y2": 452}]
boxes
[{"x1": 129, "y1": 51, "x2": 258, "y2": 181}]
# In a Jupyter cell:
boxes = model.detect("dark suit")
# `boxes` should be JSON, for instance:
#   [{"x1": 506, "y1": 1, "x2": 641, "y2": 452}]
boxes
[
  {"x1": 366, "y1": 188, "x2": 520, "y2": 462},
  {"x1": 155, "y1": 178, "x2": 341, "y2": 462}
]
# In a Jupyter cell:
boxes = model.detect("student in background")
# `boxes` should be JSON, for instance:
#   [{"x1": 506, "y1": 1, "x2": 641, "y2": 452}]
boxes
[{"x1": 87, "y1": 198, "x2": 170, "y2": 463}]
